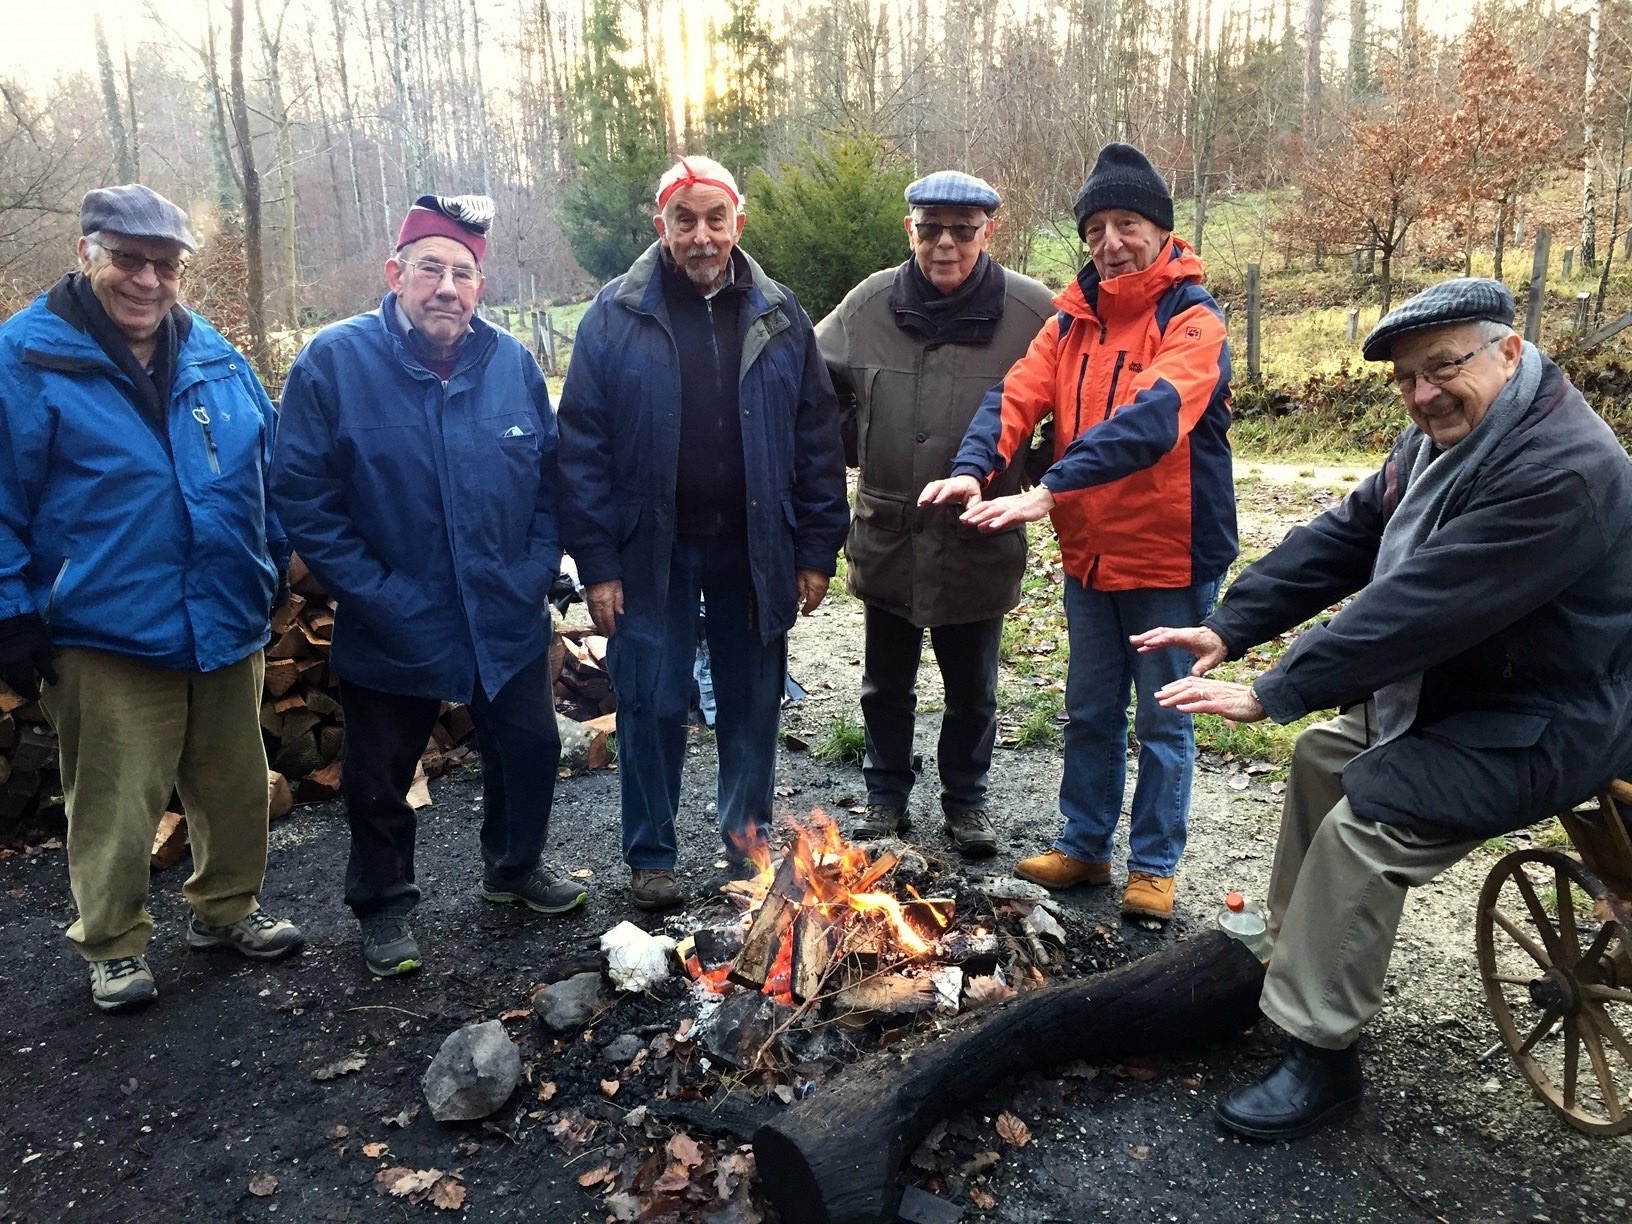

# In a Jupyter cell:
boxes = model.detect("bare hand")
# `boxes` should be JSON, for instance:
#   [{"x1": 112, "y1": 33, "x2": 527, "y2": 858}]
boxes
[
  {"x1": 917, "y1": 474, "x2": 983, "y2": 509},
  {"x1": 1130, "y1": 625, "x2": 1228, "y2": 676},
  {"x1": 586, "y1": 579, "x2": 623, "y2": 637},
  {"x1": 796, "y1": 569, "x2": 830, "y2": 615},
  {"x1": 1153, "y1": 676, "x2": 1267, "y2": 722},
  {"x1": 960, "y1": 486, "x2": 1055, "y2": 532}
]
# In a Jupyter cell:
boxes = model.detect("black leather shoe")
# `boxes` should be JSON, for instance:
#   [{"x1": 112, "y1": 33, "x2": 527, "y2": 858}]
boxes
[{"x1": 1215, "y1": 1038, "x2": 1363, "y2": 1140}]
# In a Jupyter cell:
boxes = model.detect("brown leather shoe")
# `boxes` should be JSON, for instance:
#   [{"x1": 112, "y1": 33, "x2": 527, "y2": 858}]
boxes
[
  {"x1": 1014, "y1": 849, "x2": 1111, "y2": 890},
  {"x1": 630, "y1": 869, "x2": 686, "y2": 910},
  {"x1": 1122, "y1": 871, "x2": 1176, "y2": 921}
]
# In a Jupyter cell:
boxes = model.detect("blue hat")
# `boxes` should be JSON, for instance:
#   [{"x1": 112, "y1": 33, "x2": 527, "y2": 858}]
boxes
[
  {"x1": 80, "y1": 184, "x2": 197, "y2": 252},
  {"x1": 905, "y1": 171, "x2": 1001, "y2": 213},
  {"x1": 1362, "y1": 278, "x2": 1517, "y2": 361}
]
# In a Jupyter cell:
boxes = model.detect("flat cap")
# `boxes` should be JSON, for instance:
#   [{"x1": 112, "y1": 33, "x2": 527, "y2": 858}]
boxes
[
  {"x1": 905, "y1": 171, "x2": 1001, "y2": 213},
  {"x1": 1361, "y1": 277, "x2": 1516, "y2": 361},
  {"x1": 80, "y1": 184, "x2": 197, "y2": 253}
]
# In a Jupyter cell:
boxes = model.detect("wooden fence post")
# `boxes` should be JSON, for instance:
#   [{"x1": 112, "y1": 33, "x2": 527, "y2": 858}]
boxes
[
  {"x1": 1344, "y1": 308, "x2": 1359, "y2": 342},
  {"x1": 1575, "y1": 292, "x2": 1592, "y2": 334},
  {"x1": 1524, "y1": 229, "x2": 1551, "y2": 344},
  {"x1": 1563, "y1": 248, "x2": 1574, "y2": 278},
  {"x1": 1245, "y1": 263, "x2": 1261, "y2": 382}
]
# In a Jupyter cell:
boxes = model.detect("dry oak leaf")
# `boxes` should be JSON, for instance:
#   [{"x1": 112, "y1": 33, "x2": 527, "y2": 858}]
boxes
[
  {"x1": 576, "y1": 1164, "x2": 613, "y2": 1188},
  {"x1": 362, "y1": 1142, "x2": 389, "y2": 1159},
  {"x1": 429, "y1": 1178, "x2": 466, "y2": 1211},
  {"x1": 994, "y1": 1112, "x2": 1031, "y2": 1147},
  {"x1": 969, "y1": 1186, "x2": 996, "y2": 1209},
  {"x1": 714, "y1": 1150, "x2": 755, "y2": 1199},
  {"x1": 536, "y1": 1080, "x2": 557, "y2": 1102},
  {"x1": 498, "y1": 1008, "x2": 530, "y2": 1022},
  {"x1": 247, "y1": 1173, "x2": 278, "y2": 1197},
  {"x1": 599, "y1": 1078, "x2": 621, "y2": 1098},
  {"x1": 652, "y1": 1167, "x2": 692, "y2": 1194},
  {"x1": 312, "y1": 1052, "x2": 368, "y2": 1081},
  {"x1": 376, "y1": 1167, "x2": 445, "y2": 1198},
  {"x1": 666, "y1": 1132, "x2": 705, "y2": 1169}
]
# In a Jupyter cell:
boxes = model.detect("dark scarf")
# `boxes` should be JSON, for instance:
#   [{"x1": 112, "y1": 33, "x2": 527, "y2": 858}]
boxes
[
  {"x1": 888, "y1": 253, "x2": 1006, "y2": 346},
  {"x1": 50, "y1": 273, "x2": 181, "y2": 440},
  {"x1": 385, "y1": 295, "x2": 467, "y2": 382}
]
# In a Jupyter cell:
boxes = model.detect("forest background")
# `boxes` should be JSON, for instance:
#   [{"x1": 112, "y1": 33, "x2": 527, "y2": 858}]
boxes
[{"x1": 0, "y1": 0, "x2": 1630, "y2": 450}]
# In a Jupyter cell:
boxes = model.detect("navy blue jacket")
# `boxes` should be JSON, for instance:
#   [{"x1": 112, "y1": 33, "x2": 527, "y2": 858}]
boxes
[
  {"x1": 0, "y1": 283, "x2": 283, "y2": 672},
  {"x1": 271, "y1": 298, "x2": 559, "y2": 701},
  {"x1": 556, "y1": 244, "x2": 847, "y2": 696}
]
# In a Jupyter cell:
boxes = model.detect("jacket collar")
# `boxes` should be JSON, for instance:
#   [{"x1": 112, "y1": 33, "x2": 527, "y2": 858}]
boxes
[
  {"x1": 615, "y1": 242, "x2": 786, "y2": 320},
  {"x1": 373, "y1": 293, "x2": 498, "y2": 383},
  {"x1": 1056, "y1": 237, "x2": 1204, "y2": 322},
  {"x1": 22, "y1": 275, "x2": 222, "y2": 388}
]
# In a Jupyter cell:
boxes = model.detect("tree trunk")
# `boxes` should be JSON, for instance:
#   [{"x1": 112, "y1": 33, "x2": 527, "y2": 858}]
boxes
[
  {"x1": 95, "y1": 15, "x2": 135, "y2": 183},
  {"x1": 1303, "y1": 0, "x2": 1324, "y2": 144},
  {"x1": 1494, "y1": 201, "x2": 1509, "y2": 282},
  {"x1": 329, "y1": 0, "x2": 370, "y2": 249},
  {"x1": 753, "y1": 930, "x2": 1265, "y2": 1224},
  {"x1": 257, "y1": 0, "x2": 299, "y2": 328},
  {"x1": 229, "y1": 0, "x2": 268, "y2": 375},
  {"x1": 1580, "y1": 0, "x2": 1602, "y2": 269},
  {"x1": 122, "y1": 44, "x2": 140, "y2": 180},
  {"x1": 469, "y1": 0, "x2": 494, "y2": 198}
]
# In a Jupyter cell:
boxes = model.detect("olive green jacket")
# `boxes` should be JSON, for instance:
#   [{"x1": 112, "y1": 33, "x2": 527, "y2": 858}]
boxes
[{"x1": 816, "y1": 262, "x2": 1055, "y2": 627}]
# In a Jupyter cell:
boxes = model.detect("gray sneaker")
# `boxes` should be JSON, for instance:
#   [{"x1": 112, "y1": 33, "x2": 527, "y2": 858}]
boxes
[
  {"x1": 188, "y1": 908, "x2": 304, "y2": 960},
  {"x1": 360, "y1": 914, "x2": 422, "y2": 978},
  {"x1": 482, "y1": 863, "x2": 588, "y2": 915},
  {"x1": 90, "y1": 955, "x2": 157, "y2": 1013},
  {"x1": 944, "y1": 807, "x2": 999, "y2": 858},
  {"x1": 630, "y1": 869, "x2": 686, "y2": 910},
  {"x1": 854, "y1": 804, "x2": 909, "y2": 840}
]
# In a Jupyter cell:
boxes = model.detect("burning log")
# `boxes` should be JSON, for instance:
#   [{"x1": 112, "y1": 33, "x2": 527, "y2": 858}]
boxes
[
  {"x1": 790, "y1": 909, "x2": 836, "y2": 1003},
  {"x1": 752, "y1": 929, "x2": 1266, "y2": 1224},
  {"x1": 729, "y1": 855, "x2": 802, "y2": 990},
  {"x1": 832, "y1": 975, "x2": 937, "y2": 1018}
]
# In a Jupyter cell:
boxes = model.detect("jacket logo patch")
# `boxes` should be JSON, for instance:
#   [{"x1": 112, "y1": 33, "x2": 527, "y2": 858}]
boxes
[
  {"x1": 1129, "y1": 362, "x2": 1144, "y2": 373},
  {"x1": 1186, "y1": 326, "x2": 1201, "y2": 339}
]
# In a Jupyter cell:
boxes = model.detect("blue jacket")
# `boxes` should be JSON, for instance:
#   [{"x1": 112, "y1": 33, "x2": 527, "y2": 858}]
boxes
[
  {"x1": 0, "y1": 279, "x2": 283, "y2": 672},
  {"x1": 271, "y1": 298, "x2": 559, "y2": 701},
  {"x1": 556, "y1": 245, "x2": 847, "y2": 696}
]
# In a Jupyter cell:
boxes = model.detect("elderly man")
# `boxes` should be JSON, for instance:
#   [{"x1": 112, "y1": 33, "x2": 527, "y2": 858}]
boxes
[
  {"x1": 921, "y1": 143, "x2": 1236, "y2": 921},
  {"x1": 273, "y1": 194, "x2": 578, "y2": 978},
  {"x1": 817, "y1": 172, "x2": 1054, "y2": 857},
  {"x1": 558, "y1": 156, "x2": 847, "y2": 909},
  {"x1": 0, "y1": 185, "x2": 302, "y2": 1013},
  {"x1": 1138, "y1": 278, "x2": 1632, "y2": 1139}
]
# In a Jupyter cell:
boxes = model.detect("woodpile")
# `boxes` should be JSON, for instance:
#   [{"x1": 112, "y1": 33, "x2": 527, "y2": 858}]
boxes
[{"x1": 0, "y1": 686, "x2": 66, "y2": 854}]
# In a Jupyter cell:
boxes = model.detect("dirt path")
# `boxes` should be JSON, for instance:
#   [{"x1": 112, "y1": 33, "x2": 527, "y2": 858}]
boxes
[{"x1": 2, "y1": 466, "x2": 1630, "y2": 1223}]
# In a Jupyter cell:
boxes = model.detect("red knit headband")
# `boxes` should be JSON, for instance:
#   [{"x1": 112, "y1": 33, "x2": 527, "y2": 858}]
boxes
[{"x1": 656, "y1": 159, "x2": 741, "y2": 210}]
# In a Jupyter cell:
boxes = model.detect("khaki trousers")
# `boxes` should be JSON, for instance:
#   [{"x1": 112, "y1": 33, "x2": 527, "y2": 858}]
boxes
[
  {"x1": 1261, "y1": 703, "x2": 1481, "y2": 1049},
  {"x1": 41, "y1": 648, "x2": 269, "y2": 961}
]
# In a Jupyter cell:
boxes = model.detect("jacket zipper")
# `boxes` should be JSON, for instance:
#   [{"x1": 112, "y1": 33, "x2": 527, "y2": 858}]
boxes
[
  {"x1": 1103, "y1": 351, "x2": 1127, "y2": 420},
  {"x1": 44, "y1": 559, "x2": 69, "y2": 624},
  {"x1": 193, "y1": 407, "x2": 220, "y2": 474},
  {"x1": 1072, "y1": 354, "x2": 1089, "y2": 439}
]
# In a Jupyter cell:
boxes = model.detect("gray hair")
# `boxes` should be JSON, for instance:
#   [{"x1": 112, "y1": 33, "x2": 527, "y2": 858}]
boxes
[{"x1": 1473, "y1": 318, "x2": 1516, "y2": 343}]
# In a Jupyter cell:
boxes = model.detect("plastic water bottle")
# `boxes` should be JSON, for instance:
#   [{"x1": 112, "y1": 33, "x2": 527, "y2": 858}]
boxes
[{"x1": 1217, "y1": 892, "x2": 1274, "y2": 963}]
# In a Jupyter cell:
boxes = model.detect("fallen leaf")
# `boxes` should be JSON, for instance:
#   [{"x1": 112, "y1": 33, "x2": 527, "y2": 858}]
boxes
[
  {"x1": 570, "y1": 868, "x2": 592, "y2": 879},
  {"x1": 376, "y1": 1167, "x2": 444, "y2": 1198},
  {"x1": 652, "y1": 1167, "x2": 691, "y2": 1194},
  {"x1": 7, "y1": 888, "x2": 23, "y2": 899},
  {"x1": 624, "y1": 1048, "x2": 648, "y2": 1077},
  {"x1": 381, "y1": 1107, "x2": 418, "y2": 1128},
  {"x1": 714, "y1": 1150, "x2": 754, "y2": 1199},
  {"x1": 666, "y1": 1132, "x2": 704, "y2": 1169},
  {"x1": 452, "y1": 1141, "x2": 479, "y2": 1159},
  {"x1": 994, "y1": 1112, "x2": 1030, "y2": 1147},
  {"x1": 599, "y1": 1078, "x2": 620, "y2": 1098},
  {"x1": 327, "y1": 1125, "x2": 351, "y2": 1141},
  {"x1": 604, "y1": 1192, "x2": 642, "y2": 1222},
  {"x1": 362, "y1": 1142, "x2": 389, "y2": 1159},
  {"x1": 675, "y1": 1018, "x2": 693, "y2": 1040},
  {"x1": 536, "y1": 1081, "x2": 557, "y2": 1102},
  {"x1": 576, "y1": 1164, "x2": 613, "y2": 1188},
  {"x1": 772, "y1": 1084, "x2": 795, "y2": 1104},
  {"x1": 248, "y1": 1172, "x2": 278, "y2": 1197},
  {"x1": 969, "y1": 1186, "x2": 996, "y2": 1209},
  {"x1": 1109, "y1": 1061, "x2": 1159, "y2": 1082},
  {"x1": 498, "y1": 1008, "x2": 530, "y2": 1022},
  {"x1": 1129, "y1": 1144, "x2": 1150, "y2": 1161},
  {"x1": 313, "y1": 1052, "x2": 368, "y2": 1081},
  {"x1": 960, "y1": 1151, "x2": 1000, "y2": 1177},
  {"x1": 429, "y1": 1178, "x2": 466, "y2": 1211}
]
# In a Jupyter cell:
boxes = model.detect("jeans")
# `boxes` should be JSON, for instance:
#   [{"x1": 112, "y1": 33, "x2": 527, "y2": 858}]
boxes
[
  {"x1": 860, "y1": 605, "x2": 1003, "y2": 813},
  {"x1": 611, "y1": 538, "x2": 786, "y2": 869},
  {"x1": 1055, "y1": 576, "x2": 1221, "y2": 876},
  {"x1": 339, "y1": 648, "x2": 561, "y2": 918}
]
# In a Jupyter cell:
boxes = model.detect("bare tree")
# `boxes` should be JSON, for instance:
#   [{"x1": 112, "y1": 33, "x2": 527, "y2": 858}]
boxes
[
  {"x1": 1581, "y1": 0, "x2": 1603, "y2": 268},
  {"x1": 95, "y1": 14, "x2": 136, "y2": 181},
  {"x1": 229, "y1": 0, "x2": 268, "y2": 372}
]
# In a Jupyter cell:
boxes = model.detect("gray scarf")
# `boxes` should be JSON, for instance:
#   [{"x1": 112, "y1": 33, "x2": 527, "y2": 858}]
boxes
[{"x1": 1371, "y1": 341, "x2": 1543, "y2": 741}]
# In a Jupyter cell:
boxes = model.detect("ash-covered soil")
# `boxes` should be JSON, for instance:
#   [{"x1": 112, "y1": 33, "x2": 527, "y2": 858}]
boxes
[{"x1": 2, "y1": 470, "x2": 1630, "y2": 1223}]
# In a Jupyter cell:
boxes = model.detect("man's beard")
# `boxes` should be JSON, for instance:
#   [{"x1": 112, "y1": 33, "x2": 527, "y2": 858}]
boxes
[{"x1": 684, "y1": 245, "x2": 726, "y2": 290}]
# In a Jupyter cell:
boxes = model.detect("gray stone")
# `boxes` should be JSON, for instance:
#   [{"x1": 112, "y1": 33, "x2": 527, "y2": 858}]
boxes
[
  {"x1": 533, "y1": 971, "x2": 609, "y2": 1034},
  {"x1": 422, "y1": 1020, "x2": 522, "y2": 1122},
  {"x1": 602, "y1": 1032, "x2": 645, "y2": 1064},
  {"x1": 696, "y1": 991, "x2": 782, "y2": 1068}
]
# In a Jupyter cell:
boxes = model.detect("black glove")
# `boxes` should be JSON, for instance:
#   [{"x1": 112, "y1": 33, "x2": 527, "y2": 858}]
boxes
[
  {"x1": 0, "y1": 613, "x2": 57, "y2": 699},
  {"x1": 272, "y1": 571, "x2": 291, "y2": 623}
]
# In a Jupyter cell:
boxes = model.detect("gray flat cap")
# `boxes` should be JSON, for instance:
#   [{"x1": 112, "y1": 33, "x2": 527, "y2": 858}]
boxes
[
  {"x1": 1362, "y1": 277, "x2": 1515, "y2": 361},
  {"x1": 905, "y1": 171, "x2": 1001, "y2": 213},
  {"x1": 80, "y1": 184, "x2": 197, "y2": 253}
]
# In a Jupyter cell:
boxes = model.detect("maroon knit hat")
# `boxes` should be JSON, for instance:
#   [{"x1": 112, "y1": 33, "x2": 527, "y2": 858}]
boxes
[{"x1": 395, "y1": 194, "x2": 493, "y2": 264}]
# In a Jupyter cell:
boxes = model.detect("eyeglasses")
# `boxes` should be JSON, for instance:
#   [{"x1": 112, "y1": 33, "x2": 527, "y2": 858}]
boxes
[
  {"x1": 100, "y1": 245, "x2": 188, "y2": 281},
  {"x1": 398, "y1": 258, "x2": 483, "y2": 289},
  {"x1": 912, "y1": 221, "x2": 985, "y2": 244},
  {"x1": 1391, "y1": 338, "x2": 1499, "y2": 392}
]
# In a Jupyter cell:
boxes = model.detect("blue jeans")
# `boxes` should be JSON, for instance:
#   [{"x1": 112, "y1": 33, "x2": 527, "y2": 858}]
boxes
[
  {"x1": 1055, "y1": 576, "x2": 1221, "y2": 876},
  {"x1": 611, "y1": 539, "x2": 786, "y2": 869}
]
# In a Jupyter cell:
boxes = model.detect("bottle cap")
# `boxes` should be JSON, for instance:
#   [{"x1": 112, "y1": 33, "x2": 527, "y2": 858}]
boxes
[{"x1": 1225, "y1": 892, "x2": 1244, "y2": 912}]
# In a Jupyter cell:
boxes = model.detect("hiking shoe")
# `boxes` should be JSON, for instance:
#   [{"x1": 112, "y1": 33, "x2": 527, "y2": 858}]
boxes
[
  {"x1": 360, "y1": 914, "x2": 422, "y2": 978},
  {"x1": 853, "y1": 804, "x2": 909, "y2": 840},
  {"x1": 1015, "y1": 849, "x2": 1112, "y2": 889},
  {"x1": 943, "y1": 807, "x2": 998, "y2": 858},
  {"x1": 1122, "y1": 872, "x2": 1177, "y2": 921},
  {"x1": 630, "y1": 869, "x2": 686, "y2": 910},
  {"x1": 90, "y1": 955, "x2": 157, "y2": 1014},
  {"x1": 482, "y1": 863, "x2": 588, "y2": 915},
  {"x1": 188, "y1": 908, "x2": 304, "y2": 960}
]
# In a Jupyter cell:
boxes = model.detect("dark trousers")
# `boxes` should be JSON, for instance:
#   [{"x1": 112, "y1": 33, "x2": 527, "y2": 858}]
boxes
[
  {"x1": 610, "y1": 538, "x2": 786, "y2": 869},
  {"x1": 860, "y1": 604, "x2": 1003, "y2": 813},
  {"x1": 339, "y1": 649, "x2": 561, "y2": 918}
]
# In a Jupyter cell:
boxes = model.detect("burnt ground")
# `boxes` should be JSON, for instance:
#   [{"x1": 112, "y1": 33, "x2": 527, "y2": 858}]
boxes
[{"x1": 4, "y1": 469, "x2": 1632, "y2": 1224}]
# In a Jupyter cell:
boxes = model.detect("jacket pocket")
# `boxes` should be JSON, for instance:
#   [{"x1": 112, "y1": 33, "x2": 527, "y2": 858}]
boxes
[{"x1": 1421, "y1": 710, "x2": 1550, "y2": 749}]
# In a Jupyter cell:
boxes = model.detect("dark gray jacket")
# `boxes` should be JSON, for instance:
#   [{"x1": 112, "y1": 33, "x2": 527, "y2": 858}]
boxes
[
  {"x1": 1207, "y1": 358, "x2": 1632, "y2": 839},
  {"x1": 817, "y1": 263, "x2": 1055, "y2": 627}
]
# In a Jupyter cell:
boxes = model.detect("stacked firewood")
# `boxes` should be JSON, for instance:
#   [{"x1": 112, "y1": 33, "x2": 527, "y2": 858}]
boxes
[{"x1": 0, "y1": 687, "x2": 65, "y2": 854}]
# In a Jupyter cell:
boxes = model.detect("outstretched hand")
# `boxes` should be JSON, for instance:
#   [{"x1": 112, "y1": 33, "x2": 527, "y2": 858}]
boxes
[
  {"x1": 1153, "y1": 676, "x2": 1267, "y2": 722},
  {"x1": 1129, "y1": 625, "x2": 1228, "y2": 676},
  {"x1": 959, "y1": 486, "x2": 1056, "y2": 532},
  {"x1": 917, "y1": 474, "x2": 983, "y2": 509}
]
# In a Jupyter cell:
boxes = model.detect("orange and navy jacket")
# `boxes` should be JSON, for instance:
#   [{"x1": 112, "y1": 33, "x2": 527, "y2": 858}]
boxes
[{"x1": 951, "y1": 237, "x2": 1236, "y2": 591}]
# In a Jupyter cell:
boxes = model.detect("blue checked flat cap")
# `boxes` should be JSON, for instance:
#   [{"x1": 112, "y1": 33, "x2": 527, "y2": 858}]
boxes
[
  {"x1": 80, "y1": 184, "x2": 197, "y2": 252},
  {"x1": 904, "y1": 171, "x2": 1001, "y2": 213},
  {"x1": 1362, "y1": 277, "x2": 1516, "y2": 361}
]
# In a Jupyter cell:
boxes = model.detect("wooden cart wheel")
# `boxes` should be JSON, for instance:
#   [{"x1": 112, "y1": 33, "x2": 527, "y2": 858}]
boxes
[{"x1": 1476, "y1": 848, "x2": 1632, "y2": 1135}]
